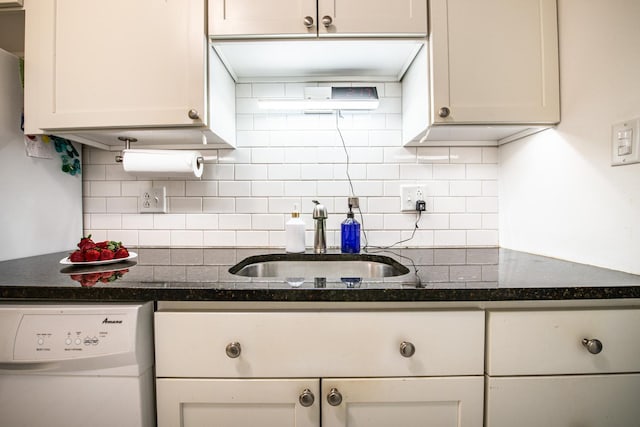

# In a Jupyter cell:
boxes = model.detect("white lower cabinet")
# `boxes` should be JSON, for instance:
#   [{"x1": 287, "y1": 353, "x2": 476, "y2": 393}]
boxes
[
  {"x1": 154, "y1": 310, "x2": 485, "y2": 427},
  {"x1": 486, "y1": 308, "x2": 640, "y2": 427},
  {"x1": 486, "y1": 374, "x2": 640, "y2": 427},
  {"x1": 157, "y1": 376, "x2": 483, "y2": 427}
]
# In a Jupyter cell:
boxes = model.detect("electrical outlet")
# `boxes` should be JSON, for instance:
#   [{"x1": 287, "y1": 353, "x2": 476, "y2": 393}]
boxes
[
  {"x1": 400, "y1": 185, "x2": 426, "y2": 211},
  {"x1": 139, "y1": 187, "x2": 166, "y2": 213}
]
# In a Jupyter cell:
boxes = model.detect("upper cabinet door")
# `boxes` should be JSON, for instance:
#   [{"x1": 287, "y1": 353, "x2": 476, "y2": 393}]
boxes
[
  {"x1": 318, "y1": 0, "x2": 427, "y2": 37},
  {"x1": 25, "y1": 0, "x2": 206, "y2": 132},
  {"x1": 430, "y1": 0, "x2": 560, "y2": 124},
  {"x1": 209, "y1": 0, "x2": 317, "y2": 38}
]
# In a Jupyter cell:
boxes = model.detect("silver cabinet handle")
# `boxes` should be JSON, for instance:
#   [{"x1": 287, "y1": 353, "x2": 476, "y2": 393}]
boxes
[
  {"x1": 299, "y1": 389, "x2": 315, "y2": 407},
  {"x1": 438, "y1": 107, "x2": 451, "y2": 118},
  {"x1": 400, "y1": 341, "x2": 416, "y2": 358},
  {"x1": 582, "y1": 338, "x2": 603, "y2": 354},
  {"x1": 188, "y1": 109, "x2": 200, "y2": 120},
  {"x1": 327, "y1": 388, "x2": 342, "y2": 406},
  {"x1": 303, "y1": 16, "x2": 314, "y2": 28},
  {"x1": 321, "y1": 15, "x2": 333, "y2": 27},
  {"x1": 225, "y1": 342, "x2": 241, "y2": 358}
]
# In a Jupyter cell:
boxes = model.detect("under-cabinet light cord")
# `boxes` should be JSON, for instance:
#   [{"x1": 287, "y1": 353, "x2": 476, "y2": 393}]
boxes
[{"x1": 336, "y1": 110, "x2": 422, "y2": 285}]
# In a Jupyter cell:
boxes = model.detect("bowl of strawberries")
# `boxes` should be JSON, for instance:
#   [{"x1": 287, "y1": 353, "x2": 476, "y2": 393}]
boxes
[{"x1": 61, "y1": 235, "x2": 137, "y2": 265}]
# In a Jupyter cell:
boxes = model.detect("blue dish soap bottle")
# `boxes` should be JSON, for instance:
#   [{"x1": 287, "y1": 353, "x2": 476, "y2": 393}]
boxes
[{"x1": 341, "y1": 199, "x2": 360, "y2": 253}]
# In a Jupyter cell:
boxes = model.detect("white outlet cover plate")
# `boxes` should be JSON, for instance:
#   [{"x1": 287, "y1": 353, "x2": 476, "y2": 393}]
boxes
[
  {"x1": 611, "y1": 118, "x2": 640, "y2": 166},
  {"x1": 400, "y1": 185, "x2": 426, "y2": 211},
  {"x1": 139, "y1": 186, "x2": 167, "y2": 213}
]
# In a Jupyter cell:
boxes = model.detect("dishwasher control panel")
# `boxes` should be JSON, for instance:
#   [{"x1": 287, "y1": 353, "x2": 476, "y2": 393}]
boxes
[{"x1": 13, "y1": 313, "x2": 132, "y2": 361}]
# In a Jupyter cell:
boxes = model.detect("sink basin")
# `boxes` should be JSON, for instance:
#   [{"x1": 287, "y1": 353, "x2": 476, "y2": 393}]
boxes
[{"x1": 229, "y1": 253, "x2": 410, "y2": 279}]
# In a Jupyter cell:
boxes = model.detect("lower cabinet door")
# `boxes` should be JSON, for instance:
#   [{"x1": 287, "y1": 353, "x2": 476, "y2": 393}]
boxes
[
  {"x1": 156, "y1": 378, "x2": 319, "y2": 427},
  {"x1": 486, "y1": 374, "x2": 640, "y2": 427},
  {"x1": 321, "y1": 377, "x2": 484, "y2": 427}
]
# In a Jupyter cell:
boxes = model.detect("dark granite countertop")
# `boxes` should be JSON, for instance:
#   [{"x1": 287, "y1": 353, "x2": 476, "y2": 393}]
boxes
[{"x1": 0, "y1": 247, "x2": 639, "y2": 303}]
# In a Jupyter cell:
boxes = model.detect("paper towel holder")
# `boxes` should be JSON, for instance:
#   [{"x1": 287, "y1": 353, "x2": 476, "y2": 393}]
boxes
[{"x1": 115, "y1": 136, "x2": 137, "y2": 163}]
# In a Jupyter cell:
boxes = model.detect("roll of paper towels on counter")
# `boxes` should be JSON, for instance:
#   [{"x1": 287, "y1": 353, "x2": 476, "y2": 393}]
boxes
[{"x1": 122, "y1": 149, "x2": 203, "y2": 178}]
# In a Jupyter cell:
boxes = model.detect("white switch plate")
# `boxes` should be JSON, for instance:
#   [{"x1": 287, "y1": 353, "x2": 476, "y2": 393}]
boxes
[
  {"x1": 400, "y1": 185, "x2": 426, "y2": 211},
  {"x1": 139, "y1": 186, "x2": 166, "y2": 213},
  {"x1": 611, "y1": 118, "x2": 640, "y2": 166}
]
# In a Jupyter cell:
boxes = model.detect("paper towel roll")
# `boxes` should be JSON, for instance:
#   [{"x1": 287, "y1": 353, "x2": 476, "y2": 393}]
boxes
[{"x1": 122, "y1": 149, "x2": 203, "y2": 178}]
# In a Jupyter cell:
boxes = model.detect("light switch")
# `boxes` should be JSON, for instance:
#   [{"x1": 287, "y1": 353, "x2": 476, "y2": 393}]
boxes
[{"x1": 611, "y1": 118, "x2": 640, "y2": 166}]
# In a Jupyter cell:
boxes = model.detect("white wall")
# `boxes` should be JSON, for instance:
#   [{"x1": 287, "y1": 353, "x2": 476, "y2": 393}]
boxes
[
  {"x1": 499, "y1": 0, "x2": 640, "y2": 274},
  {"x1": 83, "y1": 82, "x2": 499, "y2": 250},
  {"x1": 0, "y1": 49, "x2": 83, "y2": 261}
]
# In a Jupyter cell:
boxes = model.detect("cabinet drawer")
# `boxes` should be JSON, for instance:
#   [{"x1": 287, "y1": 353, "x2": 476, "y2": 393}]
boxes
[
  {"x1": 486, "y1": 374, "x2": 640, "y2": 427},
  {"x1": 155, "y1": 310, "x2": 484, "y2": 377},
  {"x1": 487, "y1": 309, "x2": 640, "y2": 375}
]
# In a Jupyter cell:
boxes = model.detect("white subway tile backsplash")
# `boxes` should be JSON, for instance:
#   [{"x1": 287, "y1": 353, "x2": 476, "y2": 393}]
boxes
[
  {"x1": 203, "y1": 197, "x2": 235, "y2": 213},
  {"x1": 433, "y1": 164, "x2": 466, "y2": 180},
  {"x1": 203, "y1": 231, "x2": 236, "y2": 246},
  {"x1": 251, "y1": 214, "x2": 285, "y2": 230},
  {"x1": 268, "y1": 164, "x2": 301, "y2": 180},
  {"x1": 90, "y1": 181, "x2": 121, "y2": 197},
  {"x1": 450, "y1": 147, "x2": 482, "y2": 164},
  {"x1": 367, "y1": 164, "x2": 399, "y2": 180},
  {"x1": 417, "y1": 147, "x2": 450, "y2": 164},
  {"x1": 466, "y1": 164, "x2": 498, "y2": 180},
  {"x1": 219, "y1": 214, "x2": 251, "y2": 230},
  {"x1": 84, "y1": 197, "x2": 106, "y2": 213},
  {"x1": 252, "y1": 181, "x2": 284, "y2": 197},
  {"x1": 236, "y1": 231, "x2": 269, "y2": 247},
  {"x1": 170, "y1": 197, "x2": 203, "y2": 213},
  {"x1": 139, "y1": 230, "x2": 171, "y2": 246},
  {"x1": 154, "y1": 214, "x2": 186, "y2": 230},
  {"x1": 82, "y1": 81, "x2": 499, "y2": 249},
  {"x1": 219, "y1": 181, "x2": 251, "y2": 197},
  {"x1": 186, "y1": 214, "x2": 219, "y2": 230},
  {"x1": 106, "y1": 197, "x2": 138, "y2": 213},
  {"x1": 235, "y1": 164, "x2": 268, "y2": 180},
  {"x1": 236, "y1": 198, "x2": 268, "y2": 213},
  {"x1": 171, "y1": 230, "x2": 204, "y2": 247},
  {"x1": 122, "y1": 214, "x2": 154, "y2": 230}
]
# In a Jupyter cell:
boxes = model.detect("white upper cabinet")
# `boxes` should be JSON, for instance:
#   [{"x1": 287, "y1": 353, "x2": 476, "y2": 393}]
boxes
[
  {"x1": 25, "y1": 0, "x2": 236, "y2": 149},
  {"x1": 403, "y1": 0, "x2": 560, "y2": 145},
  {"x1": 209, "y1": 0, "x2": 427, "y2": 38}
]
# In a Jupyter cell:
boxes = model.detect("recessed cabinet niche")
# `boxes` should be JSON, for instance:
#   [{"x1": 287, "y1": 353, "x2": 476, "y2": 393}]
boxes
[{"x1": 209, "y1": 0, "x2": 427, "y2": 38}]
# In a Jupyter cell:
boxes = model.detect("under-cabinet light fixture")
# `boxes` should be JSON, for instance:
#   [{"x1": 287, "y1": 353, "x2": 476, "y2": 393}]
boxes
[{"x1": 257, "y1": 86, "x2": 379, "y2": 111}]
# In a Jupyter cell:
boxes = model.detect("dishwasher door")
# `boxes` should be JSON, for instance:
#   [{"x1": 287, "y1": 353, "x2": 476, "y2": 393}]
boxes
[{"x1": 0, "y1": 302, "x2": 155, "y2": 427}]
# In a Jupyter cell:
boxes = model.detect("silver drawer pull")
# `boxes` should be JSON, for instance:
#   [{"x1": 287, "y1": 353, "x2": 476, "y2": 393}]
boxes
[
  {"x1": 327, "y1": 388, "x2": 342, "y2": 406},
  {"x1": 299, "y1": 389, "x2": 315, "y2": 407},
  {"x1": 225, "y1": 342, "x2": 242, "y2": 358},
  {"x1": 400, "y1": 341, "x2": 416, "y2": 358},
  {"x1": 582, "y1": 338, "x2": 603, "y2": 354}
]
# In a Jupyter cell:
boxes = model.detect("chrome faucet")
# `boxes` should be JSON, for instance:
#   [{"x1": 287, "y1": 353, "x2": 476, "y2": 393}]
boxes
[{"x1": 312, "y1": 200, "x2": 328, "y2": 254}]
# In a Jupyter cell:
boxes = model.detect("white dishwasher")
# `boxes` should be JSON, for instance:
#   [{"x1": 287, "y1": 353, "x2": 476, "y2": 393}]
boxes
[{"x1": 0, "y1": 302, "x2": 155, "y2": 427}]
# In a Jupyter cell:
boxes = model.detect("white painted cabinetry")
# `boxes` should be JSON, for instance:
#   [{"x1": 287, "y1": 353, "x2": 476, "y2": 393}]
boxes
[
  {"x1": 155, "y1": 310, "x2": 485, "y2": 427},
  {"x1": 209, "y1": 0, "x2": 427, "y2": 38},
  {"x1": 403, "y1": 0, "x2": 560, "y2": 145},
  {"x1": 0, "y1": 1, "x2": 22, "y2": 7},
  {"x1": 485, "y1": 309, "x2": 640, "y2": 427},
  {"x1": 24, "y1": 0, "x2": 236, "y2": 149}
]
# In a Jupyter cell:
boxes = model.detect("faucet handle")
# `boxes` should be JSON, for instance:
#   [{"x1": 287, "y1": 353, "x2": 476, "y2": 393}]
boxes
[{"x1": 312, "y1": 200, "x2": 328, "y2": 219}]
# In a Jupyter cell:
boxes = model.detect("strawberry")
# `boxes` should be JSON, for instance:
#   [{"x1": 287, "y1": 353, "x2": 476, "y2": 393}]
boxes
[
  {"x1": 77, "y1": 235, "x2": 95, "y2": 251},
  {"x1": 96, "y1": 240, "x2": 109, "y2": 249},
  {"x1": 100, "y1": 249, "x2": 115, "y2": 261},
  {"x1": 69, "y1": 250, "x2": 85, "y2": 262},
  {"x1": 84, "y1": 248, "x2": 101, "y2": 262},
  {"x1": 114, "y1": 247, "x2": 129, "y2": 259}
]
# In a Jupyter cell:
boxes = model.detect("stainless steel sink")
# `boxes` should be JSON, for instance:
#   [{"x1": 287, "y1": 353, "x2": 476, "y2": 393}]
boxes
[{"x1": 229, "y1": 253, "x2": 410, "y2": 279}]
